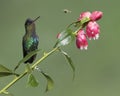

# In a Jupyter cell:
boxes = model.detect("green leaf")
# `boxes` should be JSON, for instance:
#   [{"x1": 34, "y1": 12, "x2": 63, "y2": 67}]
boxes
[
  {"x1": 41, "y1": 72, "x2": 54, "y2": 92},
  {"x1": 14, "y1": 49, "x2": 40, "y2": 71},
  {"x1": 60, "y1": 49, "x2": 75, "y2": 80},
  {"x1": 54, "y1": 29, "x2": 75, "y2": 47},
  {"x1": 27, "y1": 74, "x2": 39, "y2": 87},
  {"x1": 0, "y1": 64, "x2": 17, "y2": 77}
]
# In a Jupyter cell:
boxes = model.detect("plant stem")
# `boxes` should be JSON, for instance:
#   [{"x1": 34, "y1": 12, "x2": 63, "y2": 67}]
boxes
[{"x1": 0, "y1": 47, "x2": 58, "y2": 94}]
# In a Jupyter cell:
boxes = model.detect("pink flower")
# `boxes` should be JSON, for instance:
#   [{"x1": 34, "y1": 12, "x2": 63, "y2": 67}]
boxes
[
  {"x1": 76, "y1": 29, "x2": 88, "y2": 50},
  {"x1": 78, "y1": 11, "x2": 91, "y2": 21},
  {"x1": 90, "y1": 11, "x2": 103, "y2": 21},
  {"x1": 86, "y1": 21, "x2": 100, "y2": 40}
]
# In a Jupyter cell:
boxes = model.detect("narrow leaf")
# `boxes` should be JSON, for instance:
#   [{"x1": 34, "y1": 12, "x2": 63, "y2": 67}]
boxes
[
  {"x1": 27, "y1": 74, "x2": 39, "y2": 87},
  {"x1": 0, "y1": 64, "x2": 17, "y2": 77},
  {"x1": 60, "y1": 49, "x2": 75, "y2": 79},
  {"x1": 54, "y1": 29, "x2": 75, "y2": 47},
  {"x1": 41, "y1": 72, "x2": 54, "y2": 92},
  {"x1": 14, "y1": 49, "x2": 40, "y2": 71}
]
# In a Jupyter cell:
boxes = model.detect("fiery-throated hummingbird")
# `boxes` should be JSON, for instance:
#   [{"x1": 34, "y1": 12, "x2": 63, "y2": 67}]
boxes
[{"x1": 22, "y1": 16, "x2": 40, "y2": 64}]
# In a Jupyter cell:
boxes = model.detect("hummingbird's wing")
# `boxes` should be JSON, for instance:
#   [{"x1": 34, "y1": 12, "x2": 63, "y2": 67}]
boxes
[
  {"x1": 22, "y1": 35, "x2": 39, "y2": 63},
  {"x1": 22, "y1": 38, "x2": 27, "y2": 58}
]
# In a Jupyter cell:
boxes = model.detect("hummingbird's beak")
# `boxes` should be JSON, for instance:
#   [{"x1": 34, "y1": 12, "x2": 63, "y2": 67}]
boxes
[{"x1": 32, "y1": 16, "x2": 40, "y2": 23}]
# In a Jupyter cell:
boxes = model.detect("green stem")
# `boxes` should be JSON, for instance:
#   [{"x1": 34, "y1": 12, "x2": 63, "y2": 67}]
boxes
[
  {"x1": 72, "y1": 25, "x2": 83, "y2": 36},
  {"x1": 0, "y1": 47, "x2": 59, "y2": 94},
  {"x1": 74, "y1": 26, "x2": 82, "y2": 34}
]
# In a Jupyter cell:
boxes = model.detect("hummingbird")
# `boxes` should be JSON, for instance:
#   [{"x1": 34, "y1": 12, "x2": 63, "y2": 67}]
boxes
[{"x1": 22, "y1": 16, "x2": 40, "y2": 64}]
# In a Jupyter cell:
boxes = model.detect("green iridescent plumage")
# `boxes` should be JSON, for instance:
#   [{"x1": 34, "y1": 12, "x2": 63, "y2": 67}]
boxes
[{"x1": 22, "y1": 18, "x2": 39, "y2": 64}]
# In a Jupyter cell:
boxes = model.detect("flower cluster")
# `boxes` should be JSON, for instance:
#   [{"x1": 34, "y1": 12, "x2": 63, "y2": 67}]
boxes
[{"x1": 76, "y1": 11, "x2": 103, "y2": 50}]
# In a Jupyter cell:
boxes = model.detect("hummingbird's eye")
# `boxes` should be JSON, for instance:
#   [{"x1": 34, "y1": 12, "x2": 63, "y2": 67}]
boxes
[
  {"x1": 26, "y1": 22, "x2": 32, "y2": 26},
  {"x1": 28, "y1": 23, "x2": 31, "y2": 25},
  {"x1": 25, "y1": 19, "x2": 33, "y2": 26}
]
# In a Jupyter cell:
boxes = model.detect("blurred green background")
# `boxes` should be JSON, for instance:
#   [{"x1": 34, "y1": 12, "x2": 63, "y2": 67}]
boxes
[{"x1": 0, "y1": 0, "x2": 120, "y2": 96}]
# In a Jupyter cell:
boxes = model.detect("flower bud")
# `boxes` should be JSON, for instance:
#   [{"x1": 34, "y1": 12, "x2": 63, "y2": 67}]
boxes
[
  {"x1": 56, "y1": 33, "x2": 60, "y2": 38},
  {"x1": 78, "y1": 11, "x2": 91, "y2": 21},
  {"x1": 86, "y1": 21, "x2": 100, "y2": 40},
  {"x1": 76, "y1": 29, "x2": 88, "y2": 50},
  {"x1": 90, "y1": 11, "x2": 103, "y2": 21}
]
